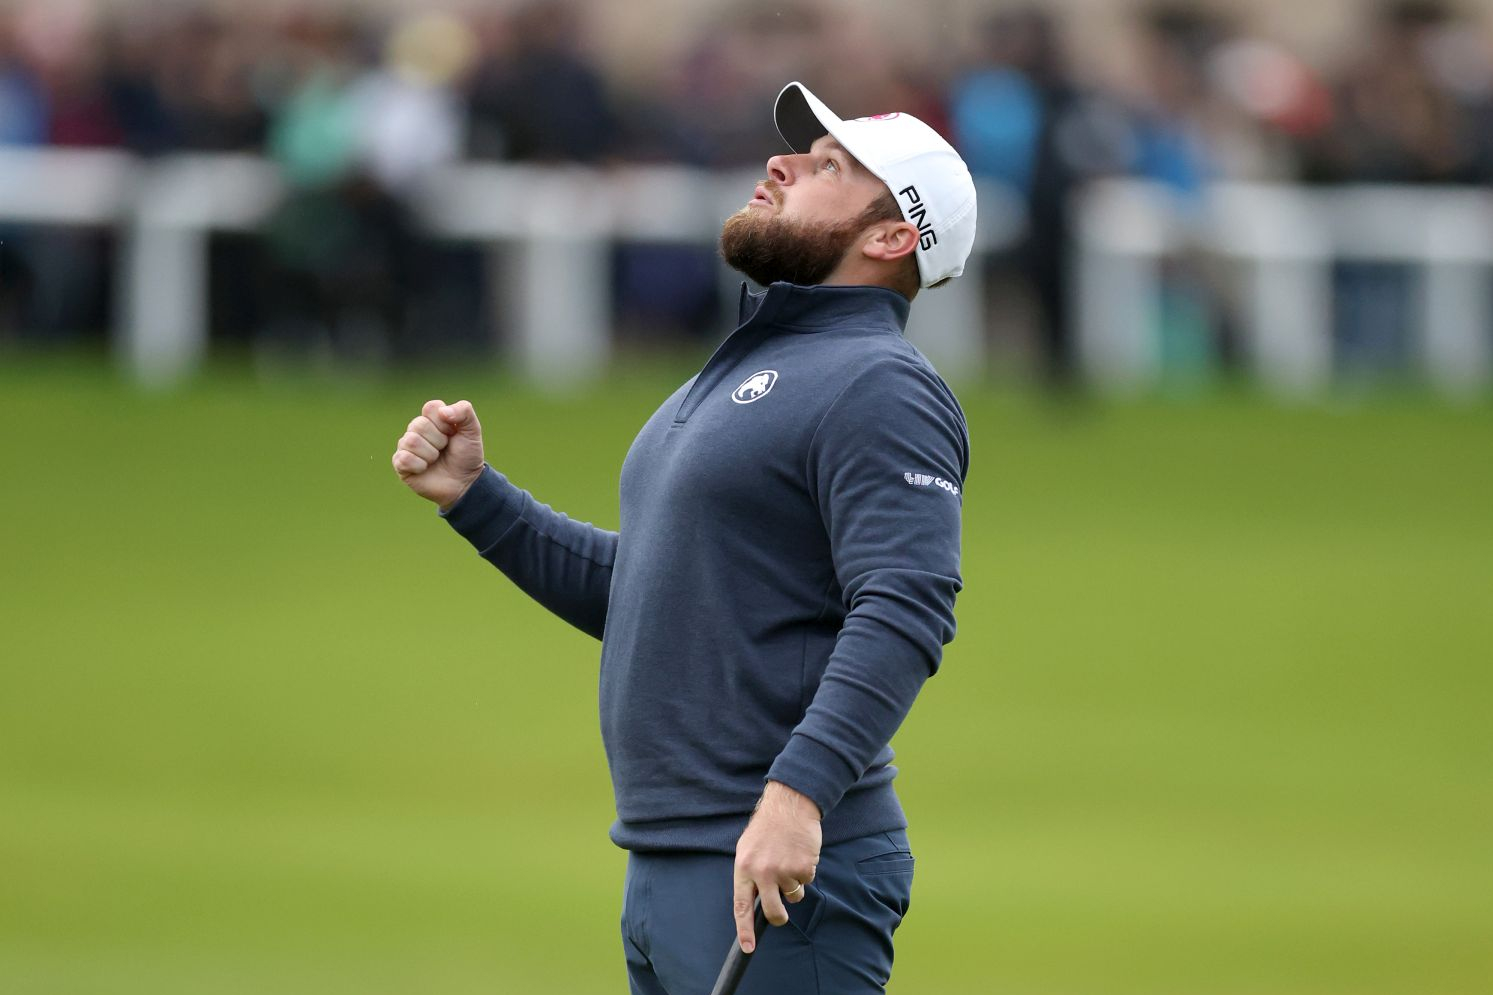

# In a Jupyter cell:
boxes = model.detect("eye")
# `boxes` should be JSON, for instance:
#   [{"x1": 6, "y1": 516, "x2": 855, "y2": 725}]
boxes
[{"x1": 822, "y1": 158, "x2": 841, "y2": 174}]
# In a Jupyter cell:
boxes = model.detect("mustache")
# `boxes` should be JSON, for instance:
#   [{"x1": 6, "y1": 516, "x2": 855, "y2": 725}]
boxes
[{"x1": 757, "y1": 179, "x2": 784, "y2": 207}]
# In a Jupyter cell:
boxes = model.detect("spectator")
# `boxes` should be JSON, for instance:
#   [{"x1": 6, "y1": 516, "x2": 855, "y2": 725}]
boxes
[
  {"x1": 350, "y1": 12, "x2": 471, "y2": 193},
  {"x1": 164, "y1": 12, "x2": 269, "y2": 152},
  {"x1": 0, "y1": 13, "x2": 47, "y2": 146},
  {"x1": 98, "y1": 12, "x2": 180, "y2": 154},
  {"x1": 2, "y1": 2, "x2": 115, "y2": 341},
  {"x1": 0, "y1": 10, "x2": 47, "y2": 341},
  {"x1": 466, "y1": 1, "x2": 615, "y2": 163},
  {"x1": 1131, "y1": 6, "x2": 1225, "y2": 199},
  {"x1": 1302, "y1": 0, "x2": 1493, "y2": 183},
  {"x1": 41, "y1": 36, "x2": 122, "y2": 146},
  {"x1": 1296, "y1": 2, "x2": 1493, "y2": 378},
  {"x1": 257, "y1": 14, "x2": 385, "y2": 360},
  {"x1": 951, "y1": 7, "x2": 1131, "y2": 389}
]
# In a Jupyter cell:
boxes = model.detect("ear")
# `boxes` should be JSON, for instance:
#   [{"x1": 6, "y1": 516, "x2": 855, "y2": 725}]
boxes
[{"x1": 860, "y1": 221, "x2": 919, "y2": 264}]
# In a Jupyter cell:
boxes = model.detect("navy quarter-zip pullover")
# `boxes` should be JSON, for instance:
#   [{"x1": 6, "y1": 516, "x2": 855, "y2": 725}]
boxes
[{"x1": 442, "y1": 281, "x2": 969, "y2": 852}]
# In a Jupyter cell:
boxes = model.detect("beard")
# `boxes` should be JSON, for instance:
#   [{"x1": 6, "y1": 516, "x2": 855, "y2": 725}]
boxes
[{"x1": 719, "y1": 190, "x2": 871, "y2": 288}]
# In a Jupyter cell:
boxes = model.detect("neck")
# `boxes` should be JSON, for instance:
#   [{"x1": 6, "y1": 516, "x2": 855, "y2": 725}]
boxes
[{"x1": 822, "y1": 258, "x2": 916, "y2": 302}]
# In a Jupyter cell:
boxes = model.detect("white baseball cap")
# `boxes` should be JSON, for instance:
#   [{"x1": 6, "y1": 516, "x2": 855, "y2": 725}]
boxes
[{"x1": 773, "y1": 81, "x2": 978, "y2": 288}]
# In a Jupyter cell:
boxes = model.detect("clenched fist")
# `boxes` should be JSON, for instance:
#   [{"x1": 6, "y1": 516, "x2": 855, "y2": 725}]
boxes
[{"x1": 392, "y1": 399, "x2": 485, "y2": 510}]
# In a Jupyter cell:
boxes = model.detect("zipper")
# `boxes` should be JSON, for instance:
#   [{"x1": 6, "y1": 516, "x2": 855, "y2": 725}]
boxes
[{"x1": 673, "y1": 285, "x2": 785, "y2": 423}]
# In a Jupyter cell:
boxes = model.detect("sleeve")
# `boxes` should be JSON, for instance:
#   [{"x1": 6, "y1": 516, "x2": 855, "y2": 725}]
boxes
[
  {"x1": 765, "y1": 358, "x2": 969, "y2": 816},
  {"x1": 439, "y1": 464, "x2": 618, "y2": 641}
]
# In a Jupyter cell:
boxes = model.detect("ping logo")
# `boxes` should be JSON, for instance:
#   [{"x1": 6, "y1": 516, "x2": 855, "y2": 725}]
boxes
[
  {"x1": 898, "y1": 185, "x2": 939, "y2": 251},
  {"x1": 859, "y1": 112, "x2": 902, "y2": 121},
  {"x1": 904, "y1": 472, "x2": 960, "y2": 496},
  {"x1": 731, "y1": 370, "x2": 779, "y2": 404}
]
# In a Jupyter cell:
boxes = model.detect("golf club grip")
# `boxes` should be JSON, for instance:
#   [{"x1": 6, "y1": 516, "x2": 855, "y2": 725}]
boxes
[{"x1": 707, "y1": 896, "x2": 769, "y2": 995}]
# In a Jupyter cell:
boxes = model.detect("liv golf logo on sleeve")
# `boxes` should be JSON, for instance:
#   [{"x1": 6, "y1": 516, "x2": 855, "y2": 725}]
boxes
[{"x1": 904, "y1": 471, "x2": 960, "y2": 496}]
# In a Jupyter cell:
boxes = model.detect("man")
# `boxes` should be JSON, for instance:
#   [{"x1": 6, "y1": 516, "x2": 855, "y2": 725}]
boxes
[{"x1": 392, "y1": 81, "x2": 976, "y2": 994}]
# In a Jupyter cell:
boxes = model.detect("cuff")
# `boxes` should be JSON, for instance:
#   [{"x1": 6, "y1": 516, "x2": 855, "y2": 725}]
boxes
[
  {"x1": 766, "y1": 733, "x2": 860, "y2": 820},
  {"x1": 438, "y1": 464, "x2": 526, "y2": 553}
]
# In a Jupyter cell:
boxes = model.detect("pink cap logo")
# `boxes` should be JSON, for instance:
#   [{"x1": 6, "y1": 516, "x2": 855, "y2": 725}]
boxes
[{"x1": 859, "y1": 112, "x2": 901, "y2": 121}]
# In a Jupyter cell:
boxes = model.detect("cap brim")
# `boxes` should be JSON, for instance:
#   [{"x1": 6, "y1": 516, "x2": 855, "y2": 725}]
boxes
[
  {"x1": 773, "y1": 81, "x2": 893, "y2": 193},
  {"x1": 773, "y1": 82, "x2": 843, "y2": 154}
]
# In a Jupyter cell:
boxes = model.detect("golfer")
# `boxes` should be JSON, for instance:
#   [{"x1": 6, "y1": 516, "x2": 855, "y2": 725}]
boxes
[{"x1": 393, "y1": 81, "x2": 975, "y2": 995}]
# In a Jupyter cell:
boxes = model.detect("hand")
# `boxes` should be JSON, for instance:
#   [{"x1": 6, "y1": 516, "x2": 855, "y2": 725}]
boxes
[
  {"x1": 732, "y1": 781, "x2": 822, "y2": 953},
  {"x1": 392, "y1": 399, "x2": 485, "y2": 510}
]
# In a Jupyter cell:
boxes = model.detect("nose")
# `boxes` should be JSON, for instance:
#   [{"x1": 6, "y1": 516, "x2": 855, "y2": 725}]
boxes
[{"x1": 765, "y1": 154, "x2": 796, "y2": 185}]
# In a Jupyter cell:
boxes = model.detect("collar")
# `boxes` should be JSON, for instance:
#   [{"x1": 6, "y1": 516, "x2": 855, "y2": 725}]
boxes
[{"x1": 735, "y1": 281, "x2": 911, "y2": 333}]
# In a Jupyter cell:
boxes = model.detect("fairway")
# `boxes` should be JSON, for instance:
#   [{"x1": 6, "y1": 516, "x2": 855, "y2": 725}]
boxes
[{"x1": 1, "y1": 358, "x2": 1489, "y2": 995}]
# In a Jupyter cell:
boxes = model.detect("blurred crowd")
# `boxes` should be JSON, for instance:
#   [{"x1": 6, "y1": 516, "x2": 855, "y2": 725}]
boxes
[{"x1": 2, "y1": 0, "x2": 1492, "y2": 378}]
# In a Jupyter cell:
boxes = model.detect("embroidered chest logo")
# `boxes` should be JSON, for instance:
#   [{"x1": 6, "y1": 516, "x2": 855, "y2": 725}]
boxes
[
  {"x1": 731, "y1": 370, "x2": 779, "y2": 404},
  {"x1": 904, "y1": 472, "x2": 960, "y2": 496}
]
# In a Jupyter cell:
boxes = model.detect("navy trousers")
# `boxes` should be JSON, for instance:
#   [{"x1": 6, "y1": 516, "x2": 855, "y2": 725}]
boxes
[{"x1": 620, "y1": 829, "x2": 914, "y2": 995}]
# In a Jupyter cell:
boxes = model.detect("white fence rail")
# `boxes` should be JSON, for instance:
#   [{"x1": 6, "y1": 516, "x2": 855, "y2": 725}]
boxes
[
  {"x1": 1, "y1": 148, "x2": 1490, "y2": 395},
  {"x1": 0, "y1": 148, "x2": 1023, "y2": 387},
  {"x1": 1076, "y1": 179, "x2": 1493, "y2": 398}
]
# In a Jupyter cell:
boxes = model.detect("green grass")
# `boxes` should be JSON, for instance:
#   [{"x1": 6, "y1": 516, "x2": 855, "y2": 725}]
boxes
[{"x1": 1, "y1": 356, "x2": 1489, "y2": 994}]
